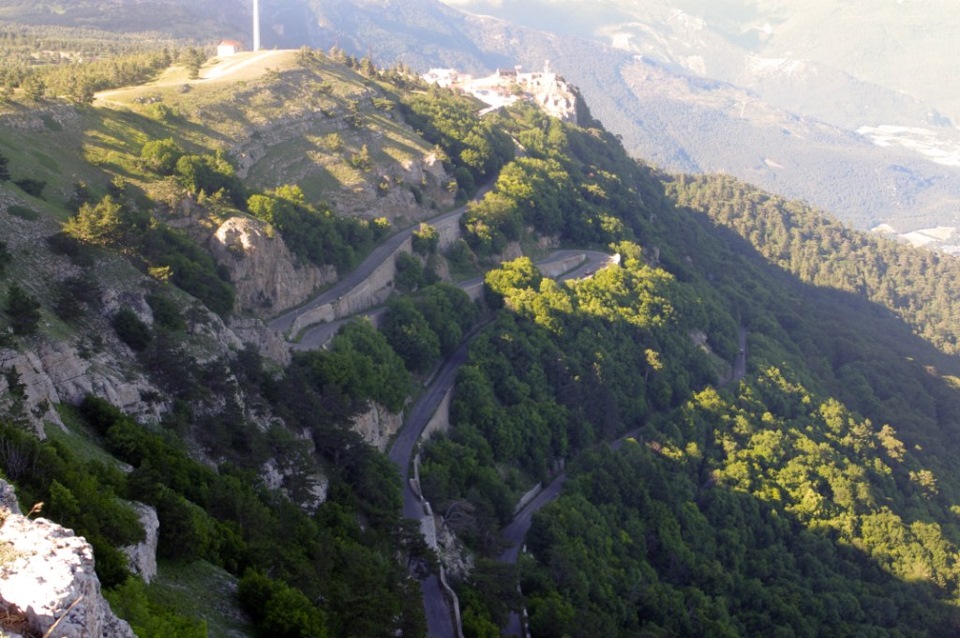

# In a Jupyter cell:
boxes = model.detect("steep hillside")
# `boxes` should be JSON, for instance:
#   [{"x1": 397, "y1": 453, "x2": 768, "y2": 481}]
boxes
[
  {"x1": 0, "y1": 40, "x2": 541, "y2": 637},
  {"x1": 0, "y1": 48, "x2": 455, "y2": 317},
  {"x1": 416, "y1": 111, "x2": 960, "y2": 634},
  {"x1": 5, "y1": 29, "x2": 960, "y2": 638},
  {"x1": 7, "y1": 0, "x2": 960, "y2": 232},
  {"x1": 92, "y1": 49, "x2": 452, "y2": 218}
]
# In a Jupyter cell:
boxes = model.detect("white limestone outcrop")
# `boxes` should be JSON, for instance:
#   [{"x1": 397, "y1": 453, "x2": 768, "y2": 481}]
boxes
[
  {"x1": 350, "y1": 402, "x2": 403, "y2": 452},
  {"x1": 210, "y1": 216, "x2": 338, "y2": 317},
  {"x1": 121, "y1": 502, "x2": 159, "y2": 584},
  {"x1": 0, "y1": 481, "x2": 135, "y2": 638},
  {"x1": 0, "y1": 340, "x2": 160, "y2": 437}
]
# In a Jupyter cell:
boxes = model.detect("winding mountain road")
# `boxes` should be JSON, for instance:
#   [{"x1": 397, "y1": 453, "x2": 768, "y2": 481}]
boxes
[
  {"x1": 389, "y1": 339, "x2": 472, "y2": 638},
  {"x1": 384, "y1": 250, "x2": 613, "y2": 637},
  {"x1": 267, "y1": 211, "x2": 444, "y2": 336},
  {"x1": 282, "y1": 218, "x2": 740, "y2": 636},
  {"x1": 268, "y1": 188, "x2": 494, "y2": 337},
  {"x1": 292, "y1": 249, "x2": 608, "y2": 350}
]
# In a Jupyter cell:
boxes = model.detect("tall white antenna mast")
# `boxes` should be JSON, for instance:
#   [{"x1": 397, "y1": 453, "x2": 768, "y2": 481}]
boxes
[{"x1": 253, "y1": 0, "x2": 261, "y2": 51}]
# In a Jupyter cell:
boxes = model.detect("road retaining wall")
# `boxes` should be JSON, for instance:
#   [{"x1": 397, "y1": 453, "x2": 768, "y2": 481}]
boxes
[
  {"x1": 289, "y1": 236, "x2": 413, "y2": 336},
  {"x1": 540, "y1": 253, "x2": 586, "y2": 278},
  {"x1": 422, "y1": 386, "x2": 455, "y2": 440},
  {"x1": 513, "y1": 484, "x2": 544, "y2": 515},
  {"x1": 432, "y1": 212, "x2": 465, "y2": 251}
]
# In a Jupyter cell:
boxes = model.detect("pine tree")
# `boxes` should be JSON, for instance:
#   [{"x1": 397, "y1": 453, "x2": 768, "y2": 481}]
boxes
[
  {"x1": 5, "y1": 283, "x2": 41, "y2": 335},
  {"x1": 0, "y1": 240, "x2": 10, "y2": 275}
]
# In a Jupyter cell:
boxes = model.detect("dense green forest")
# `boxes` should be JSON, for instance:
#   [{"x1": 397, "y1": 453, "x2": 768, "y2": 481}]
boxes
[
  {"x1": 0, "y1": 323, "x2": 430, "y2": 637},
  {"x1": 414, "y1": 98, "x2": 960, "y2": 635},
  {"x1": 670, "y1": 174, "x2": 960, "y2": 355},
  {"x1": 5, "y1": 37, "x2": 960, "y2": 638},
  {"x1": 0, "y1": 22, "x2": 195, "y2": 102}
]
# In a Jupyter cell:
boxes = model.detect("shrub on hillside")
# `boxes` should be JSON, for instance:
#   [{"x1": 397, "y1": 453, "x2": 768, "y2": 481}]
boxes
[
  {"x1": 5, "y1": 283, "x2": 41, "y2": 335},
  {"x1": 174, "y1": 153, "x2": 243, "y2": 206},
  {"x1": 238, "y1": 570, "x2": 329, "y2": 638},
  {"x1": 112, "y1": 307, "x2": 151, "y2": 351},
  {"x1": 146, "y1": 293, "x2": 185, "y2": 331},
  {"x1": 46, "y1": 232, "x2": 96, "y2": 267},
  {"x1": 63, "y1": 195, "x2": 128, "y2": 247},
  {"x1": 247, "y1": 186, "x2": 386, "y2": 273},
  {"x1": 13, "y1": 178, "x2": 45, "y2": 198},
  {"x1": 140, "y1": 138, "x2": 183, "y2": 175},
  {"x1": 394, "y1": 251, "x2": 424, "y2": 293},
  {"x1": 0, "y1": 240, "x2": 10, "y2": 276},
  {"x1": 411, "y1": 223, "x2": 439, "y2": 255},
  {"x1": 54, "y1": 274, "x2": 101, "y2": 321}
]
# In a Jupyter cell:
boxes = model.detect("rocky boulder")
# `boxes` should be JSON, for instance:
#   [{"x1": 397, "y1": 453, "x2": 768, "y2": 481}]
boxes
[{"x1": 228, "y1": 317, "x2": 292, "y2": 367}]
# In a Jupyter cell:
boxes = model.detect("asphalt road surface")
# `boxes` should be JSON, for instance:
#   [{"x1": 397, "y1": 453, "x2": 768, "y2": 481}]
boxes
[
  {"x1": 293, "y1": 249, "x2": 613, "y2": 350},
  {"x1": 385, "y1": 250, "x2": 615, "y2": 637},
  {"x1": 269, "y1": 188, "x2": 491, "y2": 337},
  {"x1": 388, "y1": 337, "x2": 473, "y2": 638},
  {"x1": 291, "y1": 308, "x2": 387, "y2": 352}
]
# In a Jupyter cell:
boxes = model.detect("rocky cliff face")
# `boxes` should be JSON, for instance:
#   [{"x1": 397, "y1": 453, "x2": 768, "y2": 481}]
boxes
[
  {"x1": 326, "y1": 151, "x2": 454, "y2": 221},
  {"x1": 121, "y1": 502, "x2": 159, "y2": 585},
  {"x1": 0, "y1": 193, "x2": 164, "y2": 436},
  {"x1": 210, "y1": 216, "x2": 338, "y2": 317},
  {"x1": 0, "y1": 339, "x2": 161, "y2": 438},
  {"x1": 0, "y1": 480, "x2": 135, "y2": 638},
  {"x1": 350, "y1": 402, "x2": 403, "y2": 452},
  {"x1": 228, "y1": 316, "x2": 293, "y2": 367}
]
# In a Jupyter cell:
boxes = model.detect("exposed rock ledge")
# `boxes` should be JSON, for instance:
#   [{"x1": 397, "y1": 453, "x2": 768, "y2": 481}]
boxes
[
  {"x1": 351, "y1": 403, "x2": 403, "y2": 452},
  {"x1": 121, "y1": 502, "x2": 159, "y2": 585},
  {"x1": 0, "y1": 340, "x2": 160, "y2": 438},
  {"x1": 210, "y1": 216, "x2": 338, "y2": 318},
  {"x1": 0, "y1": 480, "x2": 135, "y2": 638}
]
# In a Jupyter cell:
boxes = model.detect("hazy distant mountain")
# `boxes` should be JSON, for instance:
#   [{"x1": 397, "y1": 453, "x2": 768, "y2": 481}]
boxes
[
  {"x1": 7, "y1": 0, "x2": 960, "y2": 232},
  {"x1": 296, "y1": 0, "x2": 960, "y2": 232},
  {"x1": 443, "y1": 0, "x2": 960, "y2": 129},
  {"x1": 0, "y1": 0, "x2": 317, "y2": 49}
]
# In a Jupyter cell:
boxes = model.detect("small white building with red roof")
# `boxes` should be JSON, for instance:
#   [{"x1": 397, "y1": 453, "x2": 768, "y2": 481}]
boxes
[{"x1": 217, "y1": 40, "x2": 244, "y2": 57}]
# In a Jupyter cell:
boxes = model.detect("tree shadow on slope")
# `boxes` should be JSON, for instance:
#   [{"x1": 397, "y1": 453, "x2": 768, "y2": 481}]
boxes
[{"x1": 502, "y1": 167, "x2": 960, "y2": 636}]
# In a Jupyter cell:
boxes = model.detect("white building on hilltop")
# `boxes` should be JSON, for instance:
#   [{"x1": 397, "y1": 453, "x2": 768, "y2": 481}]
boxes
[{"x1": 217, "y1": 40, "x2": 244, "y2": 57}]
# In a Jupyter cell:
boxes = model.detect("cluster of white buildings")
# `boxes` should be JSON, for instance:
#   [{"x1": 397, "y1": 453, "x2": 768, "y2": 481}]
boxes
[{"x1": 422, "y1": 62, "x2": 579, "y2": 123}]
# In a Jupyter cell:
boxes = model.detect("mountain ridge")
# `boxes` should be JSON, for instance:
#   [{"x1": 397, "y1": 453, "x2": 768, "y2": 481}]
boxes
[
  {"x1": 304, "y1": 0, "x2": 960, "y2": 234},
  {"x1": 2, "y1": 10, "x2": 960, "y2": 637}
]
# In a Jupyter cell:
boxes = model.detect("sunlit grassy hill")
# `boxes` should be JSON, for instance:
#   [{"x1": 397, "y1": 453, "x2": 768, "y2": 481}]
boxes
[{"x1": 0, "y1": 49, "x2": 449, "y2": 225}]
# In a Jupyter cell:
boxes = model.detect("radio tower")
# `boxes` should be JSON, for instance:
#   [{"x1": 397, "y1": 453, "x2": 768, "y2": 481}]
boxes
[{"x1": 253, "y1": 0, "x2": 261, "y2": 52}]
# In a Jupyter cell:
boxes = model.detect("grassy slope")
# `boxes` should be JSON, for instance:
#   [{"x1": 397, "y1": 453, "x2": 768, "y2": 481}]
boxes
[
  {"x1": 0, "y1": 50, "x2": 445, "y2": 292},
  {"x1": 84, "y1": 51, "x2": 435, "y2": 209},
  {"x1": 148, "y1": 561, "x2": 249, "y2": 638},
  {"x1": 0, "y1": 44, "x2": 452, "y2": 638}
]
